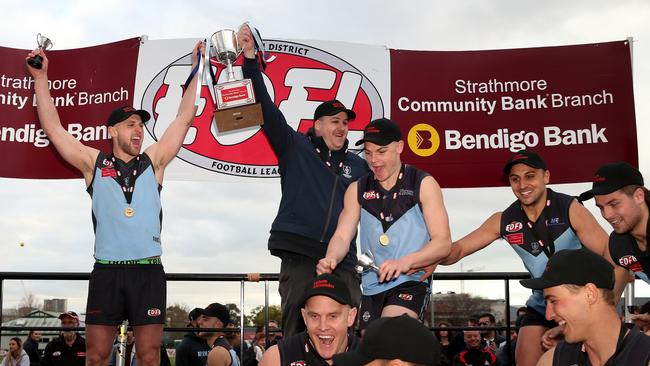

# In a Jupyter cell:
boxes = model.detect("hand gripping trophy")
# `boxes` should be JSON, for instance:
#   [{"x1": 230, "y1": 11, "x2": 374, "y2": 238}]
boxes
[
  {"x1": 204, "y1": 24, "x2": 266, "y2": 132},
  {"x1": 26, "y1": 33, "x2": 53, "y2": 69}
]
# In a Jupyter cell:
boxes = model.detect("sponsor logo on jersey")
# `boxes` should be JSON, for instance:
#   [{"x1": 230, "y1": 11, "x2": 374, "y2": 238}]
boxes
[
  {"x1": 505, "y1": 233, "x2": 524, "y2": 245},
  {"x1": 147, "y1": 308, "x2": 162, "y2": 317},
  {"x1": 505, "y1": 221, "x2": 523, "y2": 233},
  {"x1": 363, "y1": 190, "x2": 381, "y2": 200}
]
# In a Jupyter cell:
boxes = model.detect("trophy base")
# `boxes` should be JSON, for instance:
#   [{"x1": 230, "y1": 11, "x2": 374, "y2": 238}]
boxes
[{"x1": 214, "y1": 103, "x2": 264, "y2": 133}]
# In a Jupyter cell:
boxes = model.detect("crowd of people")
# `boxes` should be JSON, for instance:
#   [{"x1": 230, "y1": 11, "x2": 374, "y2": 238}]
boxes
[{"x1": 6, "y1": 21, "x2": 649, "y2": 366}]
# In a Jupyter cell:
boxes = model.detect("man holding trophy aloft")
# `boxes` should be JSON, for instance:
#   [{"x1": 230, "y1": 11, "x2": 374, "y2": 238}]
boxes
[
  {"x1": 26, "y1": 40, "x2": 202, "y2": 366},
  {"x1": 237, "y1": 25, "x2": 369, "y2": 337}
]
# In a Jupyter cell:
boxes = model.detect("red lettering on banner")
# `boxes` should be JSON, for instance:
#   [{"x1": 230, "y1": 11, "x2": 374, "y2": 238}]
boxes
[{"x1": 506, "y1": 233, "x2": 524, "y2": 245}]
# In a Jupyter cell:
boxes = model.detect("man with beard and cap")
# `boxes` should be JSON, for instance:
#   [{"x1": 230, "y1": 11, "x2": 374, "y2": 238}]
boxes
[
  {"x1": 259, "y1": 274, "x2": 359, "y2": 366},
  {"x1": 237, "y1": 26, "x2": 369, "y2": 337},
  {"x1": 522, "y1": 248, "x2": 650, "y2": 366},
  {"x1": 26, "y1": 41, "x2": 202, "y2": 366},
  {"x1": 333, "y1": 314, "x2": 442, "y2": 366},
  {"x1": 41, "y1": 311, "x2": 86, "y2": 366},
  {"x1": 432, "y1": 150, "x2": 626, "y2": 366},
  {"x1": 317, "y1": 118, "x2": 451, "y2": 330}
]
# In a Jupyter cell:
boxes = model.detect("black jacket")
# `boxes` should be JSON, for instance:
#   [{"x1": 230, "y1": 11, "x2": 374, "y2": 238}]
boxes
[
  {"x1": 40, "y1": 334, "x2": 85, "y2": 366},
  {"x1": 174, "y1": 332, "x2": 211, "y2": 366},
  {"x1": 23, "y1": 337, "x2": 41, "y2": 366},
  {"x1": 242, "y1": 57, "x2": 369, "y2": 269}
]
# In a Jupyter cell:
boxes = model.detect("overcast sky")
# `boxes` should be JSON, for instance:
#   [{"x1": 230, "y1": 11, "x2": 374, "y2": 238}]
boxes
[{"x1": 1, "y1": 0, "x2": 649, "y2": 318}]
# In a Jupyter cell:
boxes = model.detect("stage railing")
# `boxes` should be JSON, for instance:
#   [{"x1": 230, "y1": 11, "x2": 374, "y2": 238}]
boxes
[{"x1": 4, "y1": 271, "x2": 636, "y2": 363}]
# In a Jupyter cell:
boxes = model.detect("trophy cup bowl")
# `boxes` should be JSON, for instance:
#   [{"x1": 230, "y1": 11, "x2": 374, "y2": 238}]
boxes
[
  {"x1": 357, "y1": 253, "x2": 380, "y2": 273},
  {"x1": 26, "y1": 33, "x2": 53, "y2": 69},
  {"x1": 210, "y1": 29, "x2": 241, "y2": 80}
]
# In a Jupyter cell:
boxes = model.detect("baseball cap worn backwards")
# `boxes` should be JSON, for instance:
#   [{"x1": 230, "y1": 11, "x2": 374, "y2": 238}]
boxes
[
  {"x1": 333, "y1": 314, "x2": 441, "y2": 366},
  {"x1": 302, "y1": 274, "x2": 352, "y2": 307},
  {"x1": 579, "y1": 161, "x2": 644, "y2": 201},
  {"x1": 354, "y1": 118, "x2": 401, "y2": 147},
  {"x1": 107, "y1": 105, "x2": 151, "y2": 126},
  {"x1": 313, "y1": 100, "x2": 356, "y2": 121},
  {"x1": 503, "y1": 150, "x2": 547, "y2": 175},
  {"x1": 520, "y1": 247, "x2": 614, "y2": 290}
]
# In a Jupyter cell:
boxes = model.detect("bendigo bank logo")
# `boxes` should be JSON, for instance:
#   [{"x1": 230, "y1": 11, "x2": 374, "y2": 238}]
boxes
[
  {"x1": 407, "y1": 123, "x2": 440, "y2": 157},
  {"x1": 141, "y1": 40, "x2": 384, "y2": 178}
]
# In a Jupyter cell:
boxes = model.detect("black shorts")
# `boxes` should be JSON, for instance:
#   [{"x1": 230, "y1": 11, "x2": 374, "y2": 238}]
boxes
[
  {"x1": 86, "y1": 263, "x2": 166, "y2": 326},
  {"x1": 520, "y1": 306, "x2": 558, "y2": 329},
  {"x1": 358, "y1": 281, "x2": 430, "y2": 329}
]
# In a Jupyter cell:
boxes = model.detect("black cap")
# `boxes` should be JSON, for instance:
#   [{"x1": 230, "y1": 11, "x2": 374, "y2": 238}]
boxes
[
  {"x1": 520, "y1": 248, "x2": 614, "y2": 290},
  {"x1": 197, "y1": 303, "x2": 232, "y2": 326},
  {"x1": 188, "y1": 308, "x2": 201, "y2": 322},
  {"x1": 107, "y1": 105, "x2": 151, "y2": 126},
  {"x1": 333, "y1": 314, "x2": 441, "y2": 366},
  {"x1": 503, "y1": 150, "x2": 546, "y2": 175},
  {"x1": 313, "y1": 100, "x2": 356, "y2": 121},
  {"x1": 354, "y1": 118, "x2": 401, "y2": 146},
  {"x1": 579, "y1": 162, "x2": 644, "y2": 201},
  {"x1": 302, "y1": 274, "x2": 352, "y2": 307},
  {"x1": 58, "y1": 311, "x2": 79, "y2": 321}
]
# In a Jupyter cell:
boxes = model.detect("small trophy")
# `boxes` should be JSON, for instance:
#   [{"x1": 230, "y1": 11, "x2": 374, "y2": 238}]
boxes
[
  {"x1": 357, "y1": 252, "x2": 380, "y2": 273},
  {"x1": 115, "y1": 320, "x2": 128, "y2": 366},
  {"x1": 26, "y1": 33, "x2": 53, "y2": 69},
  {"x1": 209, "y1": 28, "x2": 263, "y2": 132}
]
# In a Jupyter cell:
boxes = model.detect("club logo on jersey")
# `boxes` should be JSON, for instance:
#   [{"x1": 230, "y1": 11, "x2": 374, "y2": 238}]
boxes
[
  {"x1": 342, "y1": 164, "x2": 352, "y2": 179},
  {"x1": 147, "y1": 308, "x2": 162, "y2": 317},
  {"x1": 363, "y1": 190, "x2": 381, "y2": 200},
  {"x1": 142, "y1": 40, "x2": 383, "y2": 179},
  {"x1": 505, "y1": 221, "x2": 523, "y2": 232},
  {"x1": 290, "y1": 362, "x2": 306, "y2": 366}
]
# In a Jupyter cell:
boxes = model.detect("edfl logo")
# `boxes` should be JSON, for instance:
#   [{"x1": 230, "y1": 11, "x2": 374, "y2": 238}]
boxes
[{"x1": 141, "y1": 40, "x2": 384, "y2": 178}]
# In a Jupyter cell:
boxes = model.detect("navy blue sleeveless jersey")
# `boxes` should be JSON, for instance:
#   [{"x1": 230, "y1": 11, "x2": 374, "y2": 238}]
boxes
[
  {"x1": 552, "y1": 325, "x2": 650, "y2": 365},
  {"x1": 500, "y1": 189, "x2": 582, "y2": 314},
  {"x1": 357, "y1": 164, "x2": 431, "y2": 295}
]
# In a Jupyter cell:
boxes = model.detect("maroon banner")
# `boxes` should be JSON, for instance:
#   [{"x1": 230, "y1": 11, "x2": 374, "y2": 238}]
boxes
[
  {"x1": 391, "y1": 40, "x2": 637, "y2": 188},
  {"x1": 0, "y1": 38, "x2": 140, "y2": 179}
]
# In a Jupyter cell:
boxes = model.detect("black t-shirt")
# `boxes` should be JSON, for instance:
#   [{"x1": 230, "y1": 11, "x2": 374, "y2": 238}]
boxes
[
  {"x1": 40, "y1": 334, "x2": 86, "y2": 366},
  {"x1": 277, "y1": 331, "x2": 359, "y2": 366}
]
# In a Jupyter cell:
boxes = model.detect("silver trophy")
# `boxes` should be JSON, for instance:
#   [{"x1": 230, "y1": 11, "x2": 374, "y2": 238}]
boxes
[
  {"x1": 26, "y1": 33, "x2": 53, "y2": 69},
  {"x1": 115, "y1": 320, "x2": 129, "y2": 366},
  {"x1": 210, "y1": 29, "x2": 240, "y2": 82},
  {"x1": 208, "y1": 27, "x2": 263, "y2": 132},
  {"x1": 357, "y1": 252, "x2": 380, "y2": 273}
]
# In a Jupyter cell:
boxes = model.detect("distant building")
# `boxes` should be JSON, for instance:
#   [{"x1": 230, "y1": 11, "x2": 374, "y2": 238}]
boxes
[{"x1": 43, "y1": 298, "x2": 67, "y2": 313}]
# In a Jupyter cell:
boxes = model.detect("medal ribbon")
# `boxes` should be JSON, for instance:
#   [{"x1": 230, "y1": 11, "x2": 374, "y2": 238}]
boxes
[
  {"x1": 111, "y1": 155, "x2": 141, "y2": 205},
  {"x1": 523, "y1": 191, "x2": 556, "y2": 258},
  {"x1": 244, "y1": 21, "x2": 276, "y2": 70},
  {"x1": 376, "y1": 164, "x2": 406, "y2": 234}
]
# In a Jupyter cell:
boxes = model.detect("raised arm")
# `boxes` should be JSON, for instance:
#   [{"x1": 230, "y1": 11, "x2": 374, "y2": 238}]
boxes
[
  {"x1": 378, "y1": 176, "x2": 452, "y2": 282},
  {"x1": 26, "y1": 49, "x2": 98, "y2": 185},
  {"x1": 568, "y1": 199, "x2": 631, "y2": 299},
  {"x1": 442, "y1": 211, "x2": 503, "y2": 265},
  {"x1": 237, "y1": 24, "x2": 294, "y2": 154},
  {"x1": 316, "y1": 182, "x2": 362, "y2": 275},
  {"x1": 145, "y1": 41, "x2": 202, "y2": 180}
]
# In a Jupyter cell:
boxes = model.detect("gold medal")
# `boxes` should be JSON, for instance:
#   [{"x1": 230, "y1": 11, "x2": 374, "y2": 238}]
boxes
[
  {"x1": 124, "y1": 206, "x2": 135, "y2": 217},
  {"x1": 379, "y1": 233, "x2": 390, "y2": 246}
]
